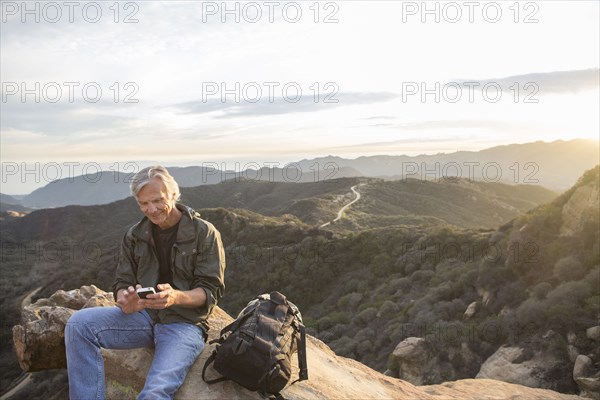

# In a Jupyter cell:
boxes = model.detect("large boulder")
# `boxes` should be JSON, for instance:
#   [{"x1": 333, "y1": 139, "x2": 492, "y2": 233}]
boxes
[
  {"x1": 391, "y1": 337, "x2": 432, "y2": 385},
  {"x1": 389, "y1": 337, "x2": 482, "y2": 386},
  {"x1": 587, "y1": 326, "x2": 600, "y2": 342},
  {"x1": 12, "y1": 286, "x2": 585, "y2": 400},
  {"x1": 476, "y1": 345, "x2": 575, "y2": 393},
  {"x1": 573, "y1": 355, "x2": 600, "y2": 400},
  {"x1": 574, "y1": 355, "x2": 593, "y2": 380},
  {"x1": 12, "y1": 285, "x2": 114, "y2": 371}
]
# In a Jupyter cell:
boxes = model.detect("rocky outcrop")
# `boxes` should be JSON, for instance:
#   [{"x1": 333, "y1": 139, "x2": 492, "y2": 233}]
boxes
[
  {"x1": 577, "y1": 375, "x2": 600, "y2": 400},
  {"x1": 476, "y1": 345, "x2": 574, "y2": 393},
  {"x1": 563, "y1": 326, "x2": 600, "y2": 399},
  {"x1": 391, "y1": 337, "x2": 431, "y2": 384},
  {"x1": 560, "y1": 183, "x2": 599, "y2": 236},
  {"x1": 12, "y1": 286, "x2": 585, "y2": 400},
  {"x1": 12, "y1": 285, "x2": 114, "y2": 371},
  {"x1": 389, "y1": 337, "x2": 482, "y2": 386}
]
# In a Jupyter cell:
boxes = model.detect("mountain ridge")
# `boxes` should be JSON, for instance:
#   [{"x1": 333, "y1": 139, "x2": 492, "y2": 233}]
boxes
[{"x1": 6, "y1": 139, "x2": 597, "y2": 208}]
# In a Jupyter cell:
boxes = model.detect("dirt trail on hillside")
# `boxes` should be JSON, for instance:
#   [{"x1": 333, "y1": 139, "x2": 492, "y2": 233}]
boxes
[{"x1": 320, "y1": 184, "x2": 363, "y2": 228}]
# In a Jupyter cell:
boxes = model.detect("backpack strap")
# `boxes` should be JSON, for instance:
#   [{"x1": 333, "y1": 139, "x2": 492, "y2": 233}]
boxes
[
  {"x1": 297, "y1": 324, "x2": 308, "y2": 381},
  {"x1": 288, "y1": 323, "x2": 308, "y2": 386},
  {"x1": 202, "y1": 351, "x2": 229, "y2": 385}
]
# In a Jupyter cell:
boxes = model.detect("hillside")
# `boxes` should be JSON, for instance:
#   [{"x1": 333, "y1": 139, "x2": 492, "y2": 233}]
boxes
[
  {"x1": 333, "y1": 179, "x2": 556, "y2": 230},
  {"x1": 179, "y1": 177, "x2": 363, "y2": 226},
  {"x1": 0, "y1": 168, "x2": 597, "y2": 398}
]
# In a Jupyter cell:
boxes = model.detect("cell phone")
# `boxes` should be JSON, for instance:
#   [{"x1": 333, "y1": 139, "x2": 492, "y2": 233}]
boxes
[{"x1": 136, "y1": 287, "x2": 156, "y2": 299}]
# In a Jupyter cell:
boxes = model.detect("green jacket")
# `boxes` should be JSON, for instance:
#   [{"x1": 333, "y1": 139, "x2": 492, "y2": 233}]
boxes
[{"x1": 112, "y1": 204, "x2": 226, "y2": 332}]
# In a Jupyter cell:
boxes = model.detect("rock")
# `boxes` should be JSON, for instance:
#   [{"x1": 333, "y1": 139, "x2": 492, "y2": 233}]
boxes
[
  {"x1": 574, "y1": 355, "x2": 593, "y2": 380},
  {"x1": 392, "y1": 337, "x2": 432, "y2": 385},
  {"x1": 389, "y1": 338, "x2": 481, "y2": 385},
  {"x1": 576, "y1": 376, "x2": 600, "y2": 400},
  {"x1": 32, "y1": 285, "x2": 106, "y2": 309},
  {"x1": 13, "y1": 306, "x2": 76, "y2": 371},
  {"x1": 13, "y1": 287, "x2": 586, "y2": 400},
  {"x1": 587, "y1": 326, "x2": 600, "y2": 342},
  {"x1": 464, "y1": 301, "x2": 478, "y2": 320},
  {"x1": 476, "y1": 345, "x2": 576, "y2": 393},
  {"x1": 477, "y1": 347, "x2": 536, "y2": 386},
  {"x1": 13, "y1": 285, "x2": 113, "y2": 372},
  {"x1": 424, "y1": 379, "x2": 583, "y2": 400}
]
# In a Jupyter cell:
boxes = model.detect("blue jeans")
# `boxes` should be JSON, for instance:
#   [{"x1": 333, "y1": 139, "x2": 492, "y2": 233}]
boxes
[{"x1": 65, "y1": 306, "x2": 205, "y2": 400}]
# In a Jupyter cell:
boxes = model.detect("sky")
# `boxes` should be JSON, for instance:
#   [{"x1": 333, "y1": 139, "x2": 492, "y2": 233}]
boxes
[{"x1": 0, "y1": 0, "x2": 599, "y2": 194}]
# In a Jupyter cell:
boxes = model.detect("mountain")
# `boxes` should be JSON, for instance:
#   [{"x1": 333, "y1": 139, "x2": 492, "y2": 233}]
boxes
[
  {"x1": 296, "y1": 139, "x2": 599, "y2": 190},
  {"x1": 13, "y1": 140, "x2": 596, "y2": 208},
  {"x1": 20, "y1": 171, "x2": 133, "y2": 208},
  {"x1": 0, "y1": 193, "x2": 22, "y2": 205},
  {"x1": 19, "y1": 166, "x2": 363, "y2": 208}
]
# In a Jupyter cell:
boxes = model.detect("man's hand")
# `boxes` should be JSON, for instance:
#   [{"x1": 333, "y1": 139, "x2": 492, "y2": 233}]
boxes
[
  {"x1": 141, "y1": 283, "x2": 179, "y2": 309},
  {"x1": 117, "y1": 284, "x2": 145, "y2": 314}
]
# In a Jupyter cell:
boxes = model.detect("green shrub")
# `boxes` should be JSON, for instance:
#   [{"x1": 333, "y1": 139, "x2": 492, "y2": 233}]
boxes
[
  {"x1": 531, "y1": 282, "x2": 552, "y2": 299},
  {"x1": 378, "y1": 300, "x2": 399, "y2": 317},
  {"x1": 353, "y1": 307, "x2": 378, "y2": 326},
  {"x1": 553, "y1": 256, "x2": 586, "y2": 282}
]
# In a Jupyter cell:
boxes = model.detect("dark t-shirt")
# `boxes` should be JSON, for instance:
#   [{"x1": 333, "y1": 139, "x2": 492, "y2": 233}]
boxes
[{"x1": 152, "y1": 221, "x2": 180, "y2": 288}]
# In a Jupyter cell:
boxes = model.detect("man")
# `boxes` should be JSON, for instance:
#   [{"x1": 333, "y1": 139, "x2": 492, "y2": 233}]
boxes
[{"x1": 65, "y1": 165, "x2": 226, "y2": 400}]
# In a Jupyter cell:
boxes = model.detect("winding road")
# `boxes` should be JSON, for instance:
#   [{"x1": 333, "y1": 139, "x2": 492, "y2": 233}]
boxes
[{"x1": 320, "y1": 184, "x2": 363, "y2": 228}]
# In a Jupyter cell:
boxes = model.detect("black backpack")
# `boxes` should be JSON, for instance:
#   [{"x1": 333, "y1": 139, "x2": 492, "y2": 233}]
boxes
[{"x1": 202, "y1": 291, "x2": 308, "y2": 398}]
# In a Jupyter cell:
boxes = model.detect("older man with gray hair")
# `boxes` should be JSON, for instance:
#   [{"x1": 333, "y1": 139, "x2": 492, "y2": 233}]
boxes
[{"x1": 65, "y1": 165, "x2": 226, "y2": 399}]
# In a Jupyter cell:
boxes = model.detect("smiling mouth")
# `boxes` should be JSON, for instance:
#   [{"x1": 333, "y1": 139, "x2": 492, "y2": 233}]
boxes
[{"x1": 149, "y1": 211, "x2": 164, "y2": 219}]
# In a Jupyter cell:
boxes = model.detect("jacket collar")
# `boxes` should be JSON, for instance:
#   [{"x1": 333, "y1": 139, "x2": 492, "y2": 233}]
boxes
[{"x1": 131, "y1": 203, "x2": 200, "y2": 244}]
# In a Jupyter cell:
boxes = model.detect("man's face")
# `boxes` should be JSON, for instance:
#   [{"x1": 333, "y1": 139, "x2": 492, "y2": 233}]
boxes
[{"x1": 136, "y1": 178, "x2": 177, "y2": 226}]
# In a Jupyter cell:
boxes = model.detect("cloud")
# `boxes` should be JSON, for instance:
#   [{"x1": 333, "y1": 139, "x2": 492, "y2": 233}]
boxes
[
  {"x1": 170, "y1": 92, "x2": 399, "y2": 118},
  {"x1": 371, "y1": 119, "x2": 519, "y2": 131},
  {"x1": 453, "y1": 68, "x2": 599, "y2": 94},
  {"x1": 0, "y1": 101, "x2": 137, "y2": 139},
  {"x1": 364, "y1": 116, "x2": 397, "y2": 120}
]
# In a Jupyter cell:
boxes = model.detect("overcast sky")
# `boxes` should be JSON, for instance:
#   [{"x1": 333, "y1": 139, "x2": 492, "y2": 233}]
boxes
[{"x1": 1, "y1": 1, "x2": 599, "y2": 193}]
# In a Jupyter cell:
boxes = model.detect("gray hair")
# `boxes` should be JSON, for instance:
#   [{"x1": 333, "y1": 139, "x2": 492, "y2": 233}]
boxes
[{"x1": 130, "y1": 165, "x2": 181, "y2": 201}]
